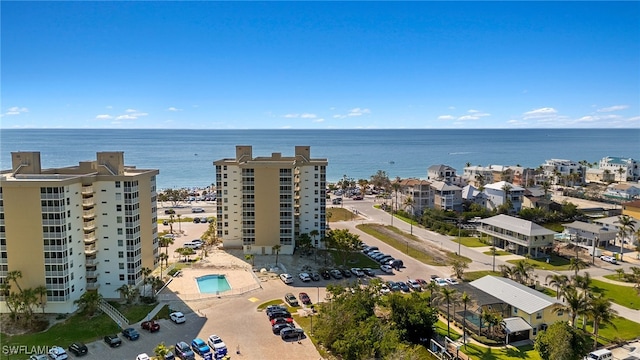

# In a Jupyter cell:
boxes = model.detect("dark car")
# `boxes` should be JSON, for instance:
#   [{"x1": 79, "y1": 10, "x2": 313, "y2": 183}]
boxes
[
  {"x1": 193, "y1": 217, "x2": 201, "y2": 223},
  {"x1": 164, "y1": 209, "x2": 175, "y2": 214},
  {"x1": 174, "y1": 341, "x2": 195, "y2": 360},
  {"x1": 68, "y1": 342, "x2": 88, "y2": 357},
  {"x1": 265, "y1": 305, "x2": 288, "y2": 317},
  {"x1": 272, "y1": 323, "x2": 294, "y2": 335},
  {"x1": 340, "y1": 269, "x2": 352, "y2": 278},
  {"x1": 329, "y1": 269, "x2": 342, "y2": 279},
  {"x1": 103, "y1": 334, "x2": 122, "y2": 348},
  {"x1": 268, "y1": 311, "x2": 292, "y2": 321},
  {"x1": 122, "y1": 328, "x2": 140, "y2": 341},
  {"x1": 362, "y1": 268, "x2": 375, "y2": 277},
  {"x1": 321, "y1": 270, "x2": 331, "y2": 280},
  {"x1": 280, "y1": 327, "x2": 305, "y2": 340},
  {"x1": 387, "y1": 281, "x2": 400, "y2": 292},
  {"x1": 397, "y1": 281, "x2": 410, "y2": 292},
  {"x1": 310, "y1": 272, "x2": 321, "y2": 281},
  {"x1": 298, "y1": 292, "x2": 311, "y2": 305},
  {"x1": 141, "y1": 320, "x2": 160, "y2": 332}
]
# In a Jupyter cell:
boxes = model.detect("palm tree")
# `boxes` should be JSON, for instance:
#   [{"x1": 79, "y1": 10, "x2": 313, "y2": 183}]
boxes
[
  {"x1": 403, "y1": 195, "x2": 415, "y2": 235},
  {"x1": 615, "y1": 215, "x2": 637, "y2": 262},
  {"x1": 588, "y1": 294, "x2": 618, "y2": 349},
  {"x1": 159, "y1": 236, "x2": 174, "y2": 256},
  {"x1": 573, "y1": 272, "x2": 593, "y2": 296},
  {"x1": 141, "y1": 267, "x2": 152, "y2": 297},
  {"x1": 451, "y1": 259, "x2": 469, "y2": 280},
  {"x1": 6, "y1": 270, "x2": 24, "y2": 294},
  {"x1": 273, "y1": 244, "x2": 282, "y2": 266},
  {"x1": 475, "y1": 173, "x2": 485, "y2": 188},
  {"x1": 391, "y1": 179, "x2": 401, "y2": 217},
  {"x1": 546, "y1": 274, "x2": 569, "y2": 299},
  {"x1": 74, "y1": 291, "x2": 103, "y2": 316},
  {"x1": 556, "y1": 286, "x2": 588, "y2": 328},
  {"x1": 490, "y1": 246, "x2": 498, "y2": 272},
  {"x1": 616, "y1": 167, "x2": 626, "y2": 182},
  {"x1": 169, "y1": 214, "x2": 175, "y2": 233},
  {"x1": 512, "y1": 259, "x2": 534, "y2": 285},
  {"x1": 34, "y1": 285, "x2": 48, "y2": 314},
  {"x1": 176, "y1": 214, "x2": 182, "y2": 233},
  {"x1": 426, "y1": 280, "x2": 438, "y2": 307},
  {"x1": 501, "y1": 183, "x2": 513, "y2": 213},
  {"x1": 569, "y1": 257, "x2": 588, "y2": 277},
  {"x1": 158, "y1": 253, "x2": 169, "y2": 276},
  {"x1": 460, "y1": 291, "x2": 474, "y2": 348},
  {"x1": 542, "y1": 181, "x2": 551, "y2": 199},
  {"x1": 244, "y1": 254, "x2": 255, "y2": 266},
  {"x1": 436, "y1": 287, "x2": 459, "y2": 338}
]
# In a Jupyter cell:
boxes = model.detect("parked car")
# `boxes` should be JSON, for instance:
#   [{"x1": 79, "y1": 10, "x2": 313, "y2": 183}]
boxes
[
  {"x1": 600, "y1": 255, "x2": 618, "y2": 264},
  {"x1": 321, "y1": 270, "x2": 331, "y2": 280},
  {"x1": 174, "y1": 341, "x2": 195, "y2": 360},
  {"x1": 268, "y1": 310, "x2": 292, "y2": 321},
  {"x1": 353, "y1": 196, "x2": 363, "y2": 200},
  {"x1": 190, "y1": 338, "x2": 211, "y2": 357},
  {"x1": 162, "y1": 220, "x2": 169, "y2": 225},
  {"x1": 362, "y1": 268, "x2": 375, "y2": 277},
  {"x1": 299, "y1": 292, "x2": 311, "y2": 305},
  {"x1": 136, "y1": 354, "x2": 151, "y2": 360},
  {"x1": 103, "y1": 334, "x2": 122, "y2": 348},
  {"x1": 329, "y1": 269, "x2": 343, "y2": 279},
  {"x1": 380, "y1": 284, "x2": 391, "y2": 294},
  {"x1": 310, "y1": 272, "x2": 321, "y2": 281},
  {"x1": 193, "y1": 217, "x2": 201, "y2": 223},
  {"x1": 164, "y1": 209, "x2": 176, "y2": 214},
  {"x1": 350, "y1": 267, "x2": 364, "y2": 277},
  {"x1": 380, "y1": 264, "x2": 393, "y2": 273},
  {"x1": 280, "y1": 273, "x2": 294, "y2": 284},
  {"x1": 67, "y1": 342, "x2": 88, "y2": 357},
  {"x1": 48, "y1": 346, "x2": 68, "y2": 360},
  {"x1": 378, "y1": 256, "x2": 394, "y2": 264},
  {"x1": 170, "y1": 311, "x2": 186, "y2": 324},
  {"x1": 265, "y1": 305, "x2": 288, "y2": 317},
  {"x1": 407, "y1": 279, "x2": 422, "y2": 291},
  {"x1": 444, "y1": 278, "x2": 459, "y2": 285},
  {"x1": 207, "y1": 335, "x2": 228, "y2": 356},
  {"x1": 191, "y1": 207, "x2": 205, "y2": 213},
  {"x1": 397, "y1": 281, "x2": 410, "y2": 292},
  {"x1": 298, "y1": 272, "x2": 311, "y2": 282},
  {"x1": 141, "y1": 320, "x2": 160, "y2": 332},
  {"x1": 29, "y1": 355, "x2": 48, "y2": 360},
  {"x1": 280, "y1": 327, "x2": 305, "y2": 340},
  {"x1": 386, "y1": 281, "x2": 400, "y2": 292},
  {"x1": 340, "y1": 269, "x2": 352, "y2": 278},
  {"x1": 432, "y1": 277, "x2": 448, "y2": 287},
  {"x1": 389, "y1": 259, "x2": 404, "y2": 269},
  {"x1": 284, "y1": 293, "x2": 299, "y2": 306},
  {"x1": 122, "y1": 328, "x2": 140, "y2": 341},
  {"x1": 271, "y1": 317, "x2": 294, "y2": 326},
  {"x1": 272, "y1": 323, "x2": 294, "y2": 335}
]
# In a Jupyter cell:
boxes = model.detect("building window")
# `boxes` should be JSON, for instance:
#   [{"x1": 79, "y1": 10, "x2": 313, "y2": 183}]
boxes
[
  {"x1": 115, "y1": 181, "x2": 121, "y2": 188},
  {"x1": 117, "y1": 228, "x2": 123, "y2": 235},
  {"x1": 118, "y1": 251, "x2": 124, "y2": 258},
  {"x1": 532, "y1": 327, "x2": 537, "y2": 336},
  {"x1": 118, "y1": 239, "x2": 123, "y2": 246},
  {"x1": 116, "y1": 193, "x2": 122, "y2": 200},
  {"x1": 536, "y1": 312, "x2": 542, "y2": 319},
  {"x1": 556, "y1": 309, "x2": 564, "y2": 316},
  {"x1": 117, "y1": 216, "x2": 123, "y2": 224},
  {"x1": 119, "y1": 263, "x2": 125, "y2": 269},
  {"x1": 513, "y1": 307, "x2": 518, "y2": 314},
  {"x1": 116, "y1": 204, "x2": 122, "y2": 211},
  {"x1": 119, "y1": 274, "x2": 125, "y2": 281}
]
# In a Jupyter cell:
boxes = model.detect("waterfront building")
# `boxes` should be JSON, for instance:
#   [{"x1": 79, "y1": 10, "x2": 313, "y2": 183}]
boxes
[
  {"x1": 598, "y1": 156, "x2": 639, "y2": 182},
  {"x1": 429, "y1": 180, "x2": 463, "y2": 212},
  {"x1": 427, "y1": 164, "x2": 458, "y2": 183},
  {"x1": 462, "y1": 165, "x2": 494, "y2": 188},
  {"x1": 540, "y1": 159, "x2": 584, "y2": 185},
  {"x1": 604, "y1": 183, "x2": 640, "y2": 200},
  {"x1": 477, "y1": 214, "x2": 556, "y2": 258},
  {"x1": 561, "y1": 221, "x2": 617, "y2": 248},
  {"x1": 214, "y1": 146, "x2": 327, "y2": 255},
  {"x1": 0, "y1": 152, "x2": 159, "y2": 313},
  {"x1": 483, "y1": 181, "x2": 524, "y2": 213},
  {"x1": 397, "y1": 178, "x2": 433, "y2": 215},
  {"x1": 622, "y1": 200, "x2": 640, "y2": 220}
]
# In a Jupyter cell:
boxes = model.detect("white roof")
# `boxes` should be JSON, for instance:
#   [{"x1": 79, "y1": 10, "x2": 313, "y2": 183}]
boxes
[
  {"x1": 484, "y1": 181, "x2": 524, "y2": 192},
  {"x1": 470, "y1": 276, "x2": 562, "y2": 314},
  {"x1": 501, "y1": 317, "x2": 532, "y2": 334},
  {"x1": 479, "y1": 214, "x2": 557, "y2": 237}
]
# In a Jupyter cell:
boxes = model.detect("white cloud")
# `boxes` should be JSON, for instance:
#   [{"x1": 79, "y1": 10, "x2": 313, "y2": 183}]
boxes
[
  {"x1": 597, "y1": 105, "x2": 628, "y2": 112},
  {"x1": 125, "y1": 109, "x2": 137, "y2": 113},
  {"x1": 523, "y1": 107, "x2": 557, "y2": 119},
  {"x1": 438, "y1": 115, "x2": 455, "y2": 120},
  {"x1": 467, "y1": 109, "x2": 480, "y2": 113},
  {"x1": 115, "y1": 114, "x2": 138, "y2": 120},
  {"x1": 457, "y1": 112, "x2": 490, "y2": 121},
  {"x1": 95, "y1": 114, "x2": 113, "y2": 120},
  {"x1": 312, "y1": 118, "x2": 325, "y2": 123},
  {"x1": 333, "y1": 114, "x2": 346, "y2": 119},
  {"x1": 348, "y1": 108, "x2": 371, "y2": 117},
  {"x1": 284, "y1": 113, "x2": 299, "y2": 118},
  {"x1": 4, "y1": 106, "x2": 29, "y2": 116},
  {"x1": 167, "y1": 107, "x2": 182, "y2": 112},
  {"x1": 300, "y1": 113, "x2": 317, "y2": 119}
]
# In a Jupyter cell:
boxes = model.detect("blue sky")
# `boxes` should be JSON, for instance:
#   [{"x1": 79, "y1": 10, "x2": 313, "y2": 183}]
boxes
[{"x1": 1, "y1": 1, "x2": 639, "y2": 129}]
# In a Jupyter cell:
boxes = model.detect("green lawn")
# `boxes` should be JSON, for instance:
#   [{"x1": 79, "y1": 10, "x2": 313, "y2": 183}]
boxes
[
  {"x1": 603, "y1": 273, "x2": 634, "y2": 283},
  {"x1": 463, "y1": 271, "x2": 502, "y2": 282},
  {"x1": 463, "y1": 343, "x2": 542, "y2": 360},
  {"x1": 590, "y1": 279, "x2": 640, "y2": 310},
  {"x1": 327, "y1": 207, "x2": 358, "y2": 222},
  {"x1": 3, "y1": 303, "x2": 157, "y2": 350},
  {"x1": 454, "y1": 237, "x2": 489, "y2": 248},
  {"x1": 483, "y1": 250, "x2": 512, "y2": 256},
  {"x1": 584, "y1": 315, "x2": 640, "y2": 342},
  {"x1": 507, "y1": 254, "x2": 574, "y2": 271}
]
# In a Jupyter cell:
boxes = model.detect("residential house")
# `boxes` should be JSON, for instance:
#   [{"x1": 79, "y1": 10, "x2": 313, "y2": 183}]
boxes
[
  {"x1": 397, "y1": 178, "x2": 433, "y2": 216},
  {"x1": 469, "y1": 276, "x2": 568, "y2": 343},
  {"x1": 427, "y1": 164, "x2": 457, "y2": 183},
  {"x1": 429, "y1": 180, "x2": 462, "y2": 212},
  {"x1": 483, "y1": 181, "x2": 524, "y2": 213},
  {"x1": 561, "y1": 221, "x2": 617, "y2": 249},
  {"x1": 598, "y1": 156, "x2": 639, "y2": 182},
  {"x1": 461, "y1": 184, "x2": 486, "y2": 208},
  {"x1": 604, "y1": 183, "x2": 640, "y2": 200},
  {"x1": 463, "y1": 165, "x2": 495, "y2": 188},
  {"x1": 510, "y1": 166, "x2": 537, "y2": 187},
  {"x1": 477, "y1": 214, "x2": 556, "y2": 258},
  {"x1": 541, "y1": 159, "x2": 584, "y2": 186}
]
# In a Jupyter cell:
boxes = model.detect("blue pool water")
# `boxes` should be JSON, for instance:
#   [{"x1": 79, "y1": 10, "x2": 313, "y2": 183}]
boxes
[{"x1": 196, "y1": 275, "x2": 231, "y2": 294}]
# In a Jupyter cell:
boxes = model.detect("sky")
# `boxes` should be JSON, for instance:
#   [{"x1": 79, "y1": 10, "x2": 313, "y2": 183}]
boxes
[{"x1": 1, "y1": 1, "x2": 639, "y2": 129}]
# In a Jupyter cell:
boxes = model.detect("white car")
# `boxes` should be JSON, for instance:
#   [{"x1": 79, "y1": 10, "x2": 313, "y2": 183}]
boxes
[
  {"x1": 29, "y1": 355, "x2": 49, "y2": 360},
  {"x1": 48, "y1": 346, "x2": 68, "y2": 360},
  {"x1": 380, "y1": 264, "x2": 393, "y2": 273},
  {"x1": 600, "y1": 255, "x2": 618, "y2": 264},
  {"x1": 170, "y1": 311, "x2": 186, "y2": 324},
  {"x1": 444, "y1": 278, "x2": 459, "y2": 285},
  {"x1": 280, "y1": 273, "x2": 294, "y2": 284},
  {"x1": 136, "y1": 354, "x2": 151, "y2": 360},
  {"x1": 380, "y1": 284, "x2": 391, "y2": 294},
  {"x1": 350, "y1": 268, "x2": 364, "y2": 277},
  {"x1": 432, "y1": 277, "x2": 448, "y2": 286},
  {"x1": 207, "y1": 335, "x2": 228, "y2": 355},
  {"x1": 298, "y1": 272, "x2": 311, "y2": 282}
]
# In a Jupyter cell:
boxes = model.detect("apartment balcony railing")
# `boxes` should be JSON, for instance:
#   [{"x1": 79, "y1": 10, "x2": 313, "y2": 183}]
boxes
[
  {"x1": 83, "y1": 220, "x2": 96, "y2": 231},
  {"x1": 44, "y1": 257, "x2": 69, "y2": 264},
  {"x1": 41, "y1": 205, "x2": 65, "y2": 213},
  {"x1": 82, "y1": 198, "x2": 94, "y2": 207},
  {"x1": 86, "y1": 282, "x2": 100, "y2": 290},
  {"x1": 81, "y1": 186, "x2": 94, "y2": 195},
  {"x1": 82, "y1": 209, "x2": 96, "y2": 219},
  {"x1": 84, "y1": 245, "x2": 98, "y2": 255},
  {"x1": 42, "y1": 219, "x2": 65, "y2": 226},
  {"x1": 43, "y1": 245, "x2": 67, "y2": 252},
  {"x1": 84, "y1": 232, "x2": 97, "y2": 244},
  {"x1": 479, "y1": 227, "x2": 531, "y2": 247},
  {"x1": 86, "y1": 270, "x2": 99, "y2": 279},
  {"x1": 85, "y1": 258, "x2": 99, "y2": 267}
]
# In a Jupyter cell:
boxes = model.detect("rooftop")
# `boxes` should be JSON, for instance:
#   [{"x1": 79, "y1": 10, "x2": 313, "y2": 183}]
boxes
[
  {"x1": 479, "y1": 214, "x2": 557, "y2": 237},
  {"x1": 470, "y1": 276, "x2": 562, "y2": 314}
]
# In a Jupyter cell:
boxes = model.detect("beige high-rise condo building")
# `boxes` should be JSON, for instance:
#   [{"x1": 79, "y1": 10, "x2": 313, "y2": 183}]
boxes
[
  {"x1": 214, "y1": 146, "x2": 327, "y2": 255},
  {"x1": 0, "y1": 151, "x2": 159, "y2": 313}
]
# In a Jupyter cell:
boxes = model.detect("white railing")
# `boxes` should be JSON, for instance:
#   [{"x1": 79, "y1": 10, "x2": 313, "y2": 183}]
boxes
[{"x1": 99, "y1": 299, "x2": 129, "y2": 329}]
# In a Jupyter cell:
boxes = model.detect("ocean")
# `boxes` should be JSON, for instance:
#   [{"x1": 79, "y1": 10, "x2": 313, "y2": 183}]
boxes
[{"x1": 1, "y1": 129, "x2": 638, "y2": 190}]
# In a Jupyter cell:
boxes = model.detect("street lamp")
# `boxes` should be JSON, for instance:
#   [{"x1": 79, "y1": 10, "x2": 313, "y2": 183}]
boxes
[
  {"x1": 390, "y1": 200, "x2": 394, "y2": 226},
  {"x1": 457, "y1": 220, "x2": 462, "y2": 256},
  {"x1": 592, "y1": 236, "x2": 598, "y2": 265}
]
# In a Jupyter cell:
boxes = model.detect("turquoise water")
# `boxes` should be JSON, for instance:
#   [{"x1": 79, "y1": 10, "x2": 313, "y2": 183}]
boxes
[{"x1": 196, "y1": 275, "x2": 231, "y2": 294}]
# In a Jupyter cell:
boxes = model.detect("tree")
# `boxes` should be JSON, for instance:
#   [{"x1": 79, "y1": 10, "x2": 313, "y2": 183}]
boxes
[
  {"x1": 615, "y1": 215, "x2": 637, "y2": 262},
  {"x1": 388, "y1": 292, "x2": 438, "y2": 344},
  {"x1": 403, "y1": 195, "x2": 415, "y2": 235},
  {"x1": 327, "y1": 229, "x2": 362, "y2": 266},
  {"x1": 73, "y1": 291, "x2": 103, "y2": 316},
  {"x1": 512, "y1": 259, "x2": 534, "y2": 285},
  {"x1": 434, "y1": 286, "x2": 460, "y2": 338},
  {"x1": 154, "y1": 342, "x2": 171, "y2": 360},
  {"x1": 535, "y1": 321, "x2": 590, "y2": 360},
  {"x1": 159, "y1": 236, "x2": 174, "y2": 256},
  {"x1": 555, "y1": 287, "x2": 588, "y2": 328},
  {"x1": 569, "y1": 257, "x2": 588, "y2": 277},
  {"x1": 176, "y1": 214, "x2": 182, "y2": 233},
  {"x1": 587, "y1": 294, "x2": 617, "y2": 350},
  {"x1": 297, "y1": 233, "x2": 312, "y2": 254},
  {"x1": 158, "y1": 188, "x2": 189, "y2": 207},
  {"x1": 546, "y1": 274, "x2": 569, "y2": 299},
  {"x1": 370, "y1": 170, "x2": 390, "y2": 191},
  {"x1": 158, "y1": 253, "x2": 169, "y2": 275},
  {"x1": 273, "y1": 244, "x2": 282, "y2": 266},
  {"x1": 501, "y1": 183, "x2": 513, "y2": 213},
  {"x1": 34, "y1": 285, "x2": 47, "y2": 314},
  {"x1": 117, "y1": 284, "x2": 138, "y2": 304},
  {"x1": 141, "y1": 267, "x2": 152, "y2": 297},
  {"x1": 450, "y1": 259, "x2": 468, "y2": 280},
  {"x1": 391, "y1": 178, "x2": 401, "y2": 215},
  {"x1": 244, "y1": 254, "x2": 255, "y2": 266},
  {"x1": 617, "y1": 167, "x2": 626, "y2": 182},
  {"x1": 460, "y1": 292, "x2": 474, "y2": 348}
]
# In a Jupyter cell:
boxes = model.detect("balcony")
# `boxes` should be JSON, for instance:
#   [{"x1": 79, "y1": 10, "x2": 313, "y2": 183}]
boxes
[
  {"x1": 81, "y1": 185, "x2": 94, "y2": 195},
  {"x1": 82, "y1": 198, "x2": 94, "y2": 207},
  {"x1": 84, "y1": 245, "x2": 98, "y2": 255},
  {"x1": 82, "y1": 209, "x2": 95, "y2": 219},
  {"x1": 86, "y1": 270, "x2": 99, "y2": 279},
  {"x1": 86, "y1": 281, "x2": 100, "y2": 290},
  {"x1": 85, "y1": 258, "x2": 99, "y2": 267},
  {"x1": 84, "y1": 232, "x2": 97, "y2": 244},
  {"x1": 83, "y1": 220, "x2": 96, "y2": 231}
]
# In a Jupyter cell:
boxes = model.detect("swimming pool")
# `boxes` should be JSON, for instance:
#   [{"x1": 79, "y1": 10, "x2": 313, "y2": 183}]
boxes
[{"x1": 196, "y1": 274, "x2": 232, "y2": 294}]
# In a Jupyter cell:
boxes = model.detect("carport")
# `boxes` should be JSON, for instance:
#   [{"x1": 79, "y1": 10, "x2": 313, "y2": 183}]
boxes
[{"x1": 501, "y1": 317, "x2": 531, "y2": 344}]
